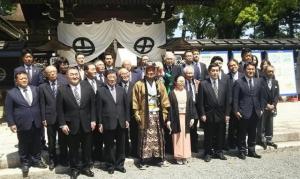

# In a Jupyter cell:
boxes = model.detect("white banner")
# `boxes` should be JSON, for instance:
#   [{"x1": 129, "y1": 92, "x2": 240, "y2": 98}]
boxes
[{"x1": 57, "y1": 19, "x2": 166, "y2": 65}]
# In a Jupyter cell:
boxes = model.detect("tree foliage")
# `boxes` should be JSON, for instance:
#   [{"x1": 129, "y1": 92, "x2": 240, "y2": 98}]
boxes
[{"x1": 0, "y1": 0, "x2": 16, "y2": 16}]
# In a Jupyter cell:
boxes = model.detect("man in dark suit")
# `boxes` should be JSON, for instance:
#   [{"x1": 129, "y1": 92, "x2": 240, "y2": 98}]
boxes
[
  {"x1": 5, "y1": 71, "x2": 47, "y2": 177},
  {"x1": 118, "y1": 68, "x2": 137, "y2": 157},
  {"x1": 39, "y1": 65, "x2": 67, "y2": 170},
  {"x1": 74, "y1": 52, "x2": 86, "y2": 81},
  {"x1": 181, "y1": 50, "x2": 201, "y2": 80},
  {"x1": 57, "y1": 67, "x2": 96, "y2": 179},
  {"x1": 135, "y1": 55, "x2": 149, "y2": 79},
  {"x1": 226, "y1": 59, "x2": 244, "y2": 149},
  {"x1": 104, "y1": 52, "x2": 118, "y2": 71},
  {"x1": 14, "y1": 49, "x2": 43, "y2": 86},
  {"x1": 81, "y1": 63, "x2": 104, "y2": 162},
  {"x1": 97, "y1": 70, "x2": 130, "y2": 174},
  {"x1": 94, "y1": 60, "x2": 106, "y2": 86},
  {"x1": 233, "y1": 62, "x2": 265, "y2": 160},
  {"x1": 183, "y1": 66, "x2": 200, "y2": 153},
  {"x1": 238, "y1": 48, "x2": 252, "y2": 73},
  {"x1": 197, "y1": 63, "x2": 230, "y2": 162},
  {"x1": 257, "y1": 65, "x2": 279, "y2": 149},
  {"x1": 192, "y1": 49, "x2": 208, "y2": 81}
]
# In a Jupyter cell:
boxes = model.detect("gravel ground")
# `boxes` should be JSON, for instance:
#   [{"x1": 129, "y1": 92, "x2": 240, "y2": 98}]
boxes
[{"x1": 15, "y1": 146, "x2": 300, "y2": 179}]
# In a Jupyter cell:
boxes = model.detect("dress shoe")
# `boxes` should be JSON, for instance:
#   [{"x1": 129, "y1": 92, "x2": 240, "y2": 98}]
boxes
[
  {"x1": 108, "y1": 168, "x2": 115, "y2": 174},
  {"x1": 116, "y1": 167, "x2": 126, "y2": 173},
  {"x1": 138, "y1": 163, "x2": 147, "y2": 170},
  {"x1": 81, "y1": 169, "x2": 94, "y2": 177},
  {"x1": 238, "y1": 152, "x2": 246, "y2": 160},
  {"x1": 22, "y1": 165, "x2": 29, "y2": 178},
  {"x1": 60, "y1": 160, "x2": 69, "y2": 167},
  {"x1": 248, "y1": 152, "x2": 261, "y2": 159},
  {"x1": 267, "y1": 142, "x2": 278, "y2": 149},
  {"x1": 204, "y1": 154, "x2": 211, "y2": 162},
  {"x1": 258, "y1": 142, "x2": 267, "y2": 150},
  {"x1": 70, "y1": 169, "x2": 80, "y2": 179},
  {"x1": 48, "y1": 160, "x2": 55, "y2": 171},
  {"x1": 217, "y1": 153, "x2": 227, "y2": 160},
  {"x1": 32, "y1": 161, "x2": 47, "y2": 168}
]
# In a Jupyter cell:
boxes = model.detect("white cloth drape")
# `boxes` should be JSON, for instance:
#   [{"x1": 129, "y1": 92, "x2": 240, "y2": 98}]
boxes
[{"x1": 57, "y1": 19, "x2": 166, "y2": 65}]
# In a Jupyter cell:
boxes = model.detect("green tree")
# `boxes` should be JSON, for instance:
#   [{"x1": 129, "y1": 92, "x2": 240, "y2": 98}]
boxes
[{"x1": 0, "y1": 0, "x2": 16, "y2": 16}]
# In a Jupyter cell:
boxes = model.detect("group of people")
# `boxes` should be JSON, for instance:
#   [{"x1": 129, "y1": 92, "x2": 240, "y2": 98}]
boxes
[{"x1": 5, "y1": 47, "x2": 280, "y2": 178}]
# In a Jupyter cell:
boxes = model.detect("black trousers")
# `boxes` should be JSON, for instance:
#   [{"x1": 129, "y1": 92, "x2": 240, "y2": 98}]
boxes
[
  {"x1": 47, "y1": 123, "x2": 59, "y2": 161},
  {"x1": 227, "y1": 111, "x2": 239, "y2": 147},
  {"x1": 92, "y1": 125, "x2": 103, "y2": 162},
  {"x1": 190, "y1": 118, "x2": 199, "y2": 153},
  {"x1": 129, "y1": 118, "x2": 139, "y2": 157},
  {"x1": 104, "y1": 124, "x2": 126, "y2": 169},
  {"x1": 17, "y1": 123, "x2": 42, "y2": 166},
  {"x1": 257, "y1": 110, "x2": 274, "y2": 143},
  {"x1": 237, "y1": 112, "x2": 259, "y2": 153},
  {"x1": 68, "y1": 127, "x2": 92, "y2": 170},
  {"x1": 203, "y1": 120, "x2": 224, "y2": 155},
  {"x1": 58, "y1": 128, "x2": 69, "y2": 163}
]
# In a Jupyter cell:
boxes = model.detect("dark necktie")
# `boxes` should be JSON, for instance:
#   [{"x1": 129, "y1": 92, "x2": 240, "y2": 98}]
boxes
[
  {"x1": 74, "y1": 86, "x2": 80, "y2": 106},
  {"x1": 124, "y1": 83, "x2": 128, "y2": 93},
  {"x1": 51, "y1": 81, "x2": 57, "y2": 97},
  {"x1": 249, "y1": 78, "x2": 253, "y2": 91},
  {"x1": 213, "y1": 80, "x2": 218, "y2": 99},
  {"x1": 91, "y1": 80, "x2": 96, "y2": 93},
  {"x1": 26, "y1": 66, "x2": 31, "y2": 81}
]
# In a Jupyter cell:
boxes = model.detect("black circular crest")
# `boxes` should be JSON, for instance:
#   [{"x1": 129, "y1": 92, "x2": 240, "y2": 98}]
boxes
[
  {"x1": 134, "y1": 37, "x2": 155, "y2": 54},
  {"x1": 72, "y1": 37, "x2": 95, "y2": 56}
]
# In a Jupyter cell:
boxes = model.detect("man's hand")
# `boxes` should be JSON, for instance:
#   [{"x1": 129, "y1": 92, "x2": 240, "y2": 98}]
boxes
[
  {"x1": 189, "y1": 119, "x2": 195, "y2": 127},
  {"x1": 236, "y1": 112, "x2": 242, "y2": 119},
  {"x1": 225, "y1": 116, "x2": 230, "y2": 123},
  {"x1": 99, "y1": 124, "x2": 103, "y2": 133},
  {"x1": 91, "y1": 121, "x2": 96, "y2": 131},
  {"x1": 266, "y1": 104, "x2": 275, "y2": 110},
  {"x1": 125, "y1": 121, "x2": 129, "y2": 128},
  {"x1": 42, "y1": 120, "x2": 47, "y2": 127},
  {"x1": 10, "y1": 125, "x2": 17, "y2": 133},
  {"x1": 61, "y1": 125, "x2": 70, "y2": 135},
  {"x1": 201, "y1": 115, "x2": 207, "y2": 122},
  {"x1": 166, "y1": 121, "x2": 172, "y2": 134}
]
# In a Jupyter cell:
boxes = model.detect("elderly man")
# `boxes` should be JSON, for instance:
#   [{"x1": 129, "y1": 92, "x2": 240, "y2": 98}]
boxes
[
  {"x1": 57, "y1": 67, "x2": 96, "y2": 179},
  {"x1": 39, "y1": 65, "x2": 66, "y2": 170},
  {"x1": 94, "y1": 60, "x2": 106, "y2": 85},
  {"x1": 163, "y1": 52, "x2": 181, "y2": 94},
  {"x1": 5, "y1": 71, "x2": 47, "y2": 177},
  {"x1": 181, "y1": 50, "x2": 201, "y2": 81},
  {"x1": 122, "y1": 59, "x2": 142, "y2": 83},
  {"x1": 132, "y1": 63, "x2": 170, "y2": 169}
]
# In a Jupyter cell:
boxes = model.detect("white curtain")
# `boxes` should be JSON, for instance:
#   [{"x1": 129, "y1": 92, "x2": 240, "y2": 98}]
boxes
[{"x1": 57, "y1": 19, "x2": 166, "y2": 65}]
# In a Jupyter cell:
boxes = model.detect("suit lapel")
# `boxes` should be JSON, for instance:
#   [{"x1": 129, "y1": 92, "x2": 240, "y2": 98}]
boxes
[
  {"x1": 207, "y1": 80, "x2": 218, "y2": 104},
  {"x1": 105, "y1": 86, "x2": 117, "y2": 104},
  {"x1": 15, "y1": 87, "x2": 29, "y2": 106},
  {"x1": 67, "y1": 85, "x2": 79, "y2": 106}
]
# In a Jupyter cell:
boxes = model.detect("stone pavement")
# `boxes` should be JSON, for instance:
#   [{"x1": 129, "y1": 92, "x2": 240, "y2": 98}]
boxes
[{"x1": 0, "y1": 102, "x2": 299, "y2": 173}]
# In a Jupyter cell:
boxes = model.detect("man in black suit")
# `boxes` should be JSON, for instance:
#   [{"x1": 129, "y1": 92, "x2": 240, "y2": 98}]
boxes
[
  {"x1": 183, "y1": 66, "x2": 199, "y2": 153},
  {"x1": 238, "y1": 48, "x2": 252, "y2": 73},
  {"x1": 233, "y1": 62, "x2": 265, "y2": 160},
  {"x1": 57, "y1": 67, "x2": 96, "y2": 179},
  {"x1": 192, "y1": 49, "x2": 208, "y2": 81},
  {"x1": 118, "y1": 68, "x2": 137, "y2": 157},
  {"x1": 226, "y1": 59, "x2": 244, "y2": 149},
  {"x1": 197, "y1": 63, "x2": 230, "y2": 162},
  {"x1": 39, "y1": 65, "x2": 67, "y2": 170},
  {"x1": 97, "y1": 70, "x2": 130, "y2": 174},
  {"x1": 74, "y1": 52, "x2": 86, "y2": 80},
  {"x1": 104, "y1": 52, "x2": 118, "y2": 71},
  {"x1": 136, "y1": 55, "x2": 149, "y2": 79},
  {"x1": 81, "y1": 63, "x2": 104, "y2": 162},
  {"x1": 5, "y1": 71, "x2": 47, "y2": 177},
  {"x1": 181, "y1": 50, "x2": 201, "y2": 80},
  {"x1": 94, "y1": 60, "x2": 106, "y2": 85},
  {"x1": 14, "y1": 49, "x2": 43, "y2": 86},
  {"x1": 257, "y1": 65, "x2": 279, "y2": 149}
]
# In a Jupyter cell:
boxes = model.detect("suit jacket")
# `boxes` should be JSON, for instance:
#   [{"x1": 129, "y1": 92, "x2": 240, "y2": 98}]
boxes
[
  {"x1": 168, "y1": 90, "x2": 196, "y2": 134},
  {"x1": 261, "y1": 77, "x2": 280, "y2": 107},
  {"x1": 163, "y1": 64, "x2": 182, "y2": 92},
  {"x1": 227, "y1": 72, "x2": 244, "y2": 108},
  {"x1": 233, "y1": 77, "x2": 265, "y2": 119},
  {"x1": 57, "y1": 82, "x2": 96, "y2": 135},
  {"x1": 130, "y1": 69, "x2": 142, "y2": 84},
  {"x1": 118, "y1": 81, "x2": 134, "y2": 108},
  {"x1": 5, "y1": 86, "x2": 42, "y2": 131},
  {"x1": 195, "y1": 62, "x2": 208, "y2": 81},
  {"x1": 97, "y1": 85, "x2": 130, "y2": 130},
  {"x1": 14, "y1": 65, "x2": 43, "y2": 86},
  {"x1": 39, "y1": 79, "x2": 64, "y2": 125},
  {"x1": 197, "y1": 79, "x2": 230, "y2": 123},
  {"x1": 81, "y1": 78, "x2": 103, "y2": 95}
]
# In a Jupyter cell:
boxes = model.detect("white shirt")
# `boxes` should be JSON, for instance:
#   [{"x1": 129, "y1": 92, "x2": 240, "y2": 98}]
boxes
[
  {"x1": 19, "y1": 86, "x2": 33, "y2": 105},
  {"x1": 231, "y1": 72, "x2": 239, "y2": 82},
  {"x1": 210, "y1": 78, "x2": 219, "y2": 89},
  {"x1": 107, "y1": 85, "x2": 116, "y2": 102}
]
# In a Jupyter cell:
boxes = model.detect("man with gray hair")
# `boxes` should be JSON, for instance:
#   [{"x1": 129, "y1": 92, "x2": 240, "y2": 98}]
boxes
[
  {"x1": 183, "y1": 66, "x2": 199, "y2": 153},
  {"x1": 122, "y1": 59, "x2": 142, "y2": 83},
  {"x1": 163, "y1": 52, "x2": 181, "y2": 94}
]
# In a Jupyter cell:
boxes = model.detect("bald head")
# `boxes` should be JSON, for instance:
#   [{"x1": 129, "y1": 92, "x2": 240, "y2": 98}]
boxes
[
  {"x1": 122, "y1": 60, "x2": 132, "y2": 71},
  {"x1": 164, "y1": 52, "x2": 176, "y2": 66}
]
